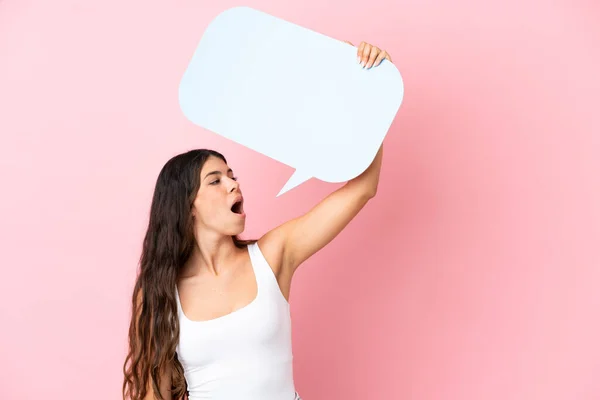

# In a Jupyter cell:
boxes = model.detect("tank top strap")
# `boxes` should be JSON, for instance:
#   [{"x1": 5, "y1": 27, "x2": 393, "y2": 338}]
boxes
[{"x1": 248, "y1": 242, "x2": 283, "y2": 299}]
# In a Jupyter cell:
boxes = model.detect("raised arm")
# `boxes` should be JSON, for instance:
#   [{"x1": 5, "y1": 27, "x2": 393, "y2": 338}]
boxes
[
  {"x1": 284, "y1": 144, "x2": 383, "y2": 270},
  {"x1": 261, "y1": 142, "x2": 384, "y2": 276}
]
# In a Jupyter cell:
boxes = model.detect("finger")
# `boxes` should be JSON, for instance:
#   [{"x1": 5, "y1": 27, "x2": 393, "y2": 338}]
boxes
[
  {"x1": 373, "y1": 50, "x2": 388, "y2": 67},
  {"x1": 357, "y1": 41, "x2": 366, "y2": 64},
  {"x1": 366, "y1": 46, "x2": 380, "y2": 69},
  {"x1": 360, "y1": 43, "x2": 372, "y2": 67},
  {"x1": 343, "y1": 40, "x2": 354, "y2": 46}
]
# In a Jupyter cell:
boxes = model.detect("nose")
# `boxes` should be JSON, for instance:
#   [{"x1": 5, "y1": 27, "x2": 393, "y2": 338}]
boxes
[{"x1": 227, "y1": 177, "x2": 240, "y2": 193}]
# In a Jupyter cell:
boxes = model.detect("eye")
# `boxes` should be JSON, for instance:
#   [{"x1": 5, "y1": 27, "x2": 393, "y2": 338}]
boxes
[{"x1": 209, "y1": 179, "x2": 220, "y2": 185}]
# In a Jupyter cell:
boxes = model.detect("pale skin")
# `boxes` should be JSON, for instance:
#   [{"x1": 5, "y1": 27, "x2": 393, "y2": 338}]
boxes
[{"x1": 147, "y1": 40, "x2": 391, "y2": 400}]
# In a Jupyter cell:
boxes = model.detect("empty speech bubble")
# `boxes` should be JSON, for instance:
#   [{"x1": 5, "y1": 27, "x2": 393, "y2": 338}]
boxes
[{"x1": 179, "y1": 6, "x2": 404, "y2": 196}]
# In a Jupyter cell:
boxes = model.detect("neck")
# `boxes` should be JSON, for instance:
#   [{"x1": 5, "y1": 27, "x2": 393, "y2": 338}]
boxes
[{"x1": 187, "y1": 231, "x2": 241, "y2": 277}]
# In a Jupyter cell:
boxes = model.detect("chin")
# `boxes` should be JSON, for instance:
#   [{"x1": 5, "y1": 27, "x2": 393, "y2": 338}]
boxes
[
  {"x1": 217, "y1": 212, "x2": 246, "y2": 236},
  {"x1": 227, "y1": 221, "x2": 246, "y2": 237}
]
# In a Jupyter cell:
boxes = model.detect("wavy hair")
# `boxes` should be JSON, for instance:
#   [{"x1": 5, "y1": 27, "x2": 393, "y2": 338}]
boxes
[{"x1": 123, "y1": 149, "x2": 256, "y2": 399}]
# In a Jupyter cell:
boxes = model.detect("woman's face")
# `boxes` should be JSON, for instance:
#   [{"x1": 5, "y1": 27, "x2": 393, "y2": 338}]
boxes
[{"x1": 192, "y1": 156, "x2": 246, "y2": 236}]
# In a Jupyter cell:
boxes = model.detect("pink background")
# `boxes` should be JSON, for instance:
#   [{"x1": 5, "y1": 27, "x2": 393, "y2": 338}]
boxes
[{"x1": 1, "y1": 0, "x2": 599, "y2": 399}]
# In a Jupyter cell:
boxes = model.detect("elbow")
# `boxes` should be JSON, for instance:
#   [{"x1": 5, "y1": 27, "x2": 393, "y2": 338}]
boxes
[
  {"x1": 367, "y1": 179, "x2": 380, "y2": 198},
  {"x1": 364, "y1": 185, "x2": 378, "y2": 200},
  {"x1": 346, "y1": 177, "x2": 378, "y2": 199}
]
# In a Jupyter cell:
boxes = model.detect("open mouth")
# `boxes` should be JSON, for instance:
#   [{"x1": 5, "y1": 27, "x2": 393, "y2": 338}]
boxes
[{"x1": 231, "y1": 200, "x2": 244, "y2": 215}]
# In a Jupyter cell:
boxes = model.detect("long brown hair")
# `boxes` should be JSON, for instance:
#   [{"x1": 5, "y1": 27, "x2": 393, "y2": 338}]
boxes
[{"x1": 122, "y1": 149, "x2": 256, "y2": 400}]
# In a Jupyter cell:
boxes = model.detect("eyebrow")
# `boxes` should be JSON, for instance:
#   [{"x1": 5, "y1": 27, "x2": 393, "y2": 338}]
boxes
[{"x1": 203, "y1": 168, "x2": 233, "y2": 181}]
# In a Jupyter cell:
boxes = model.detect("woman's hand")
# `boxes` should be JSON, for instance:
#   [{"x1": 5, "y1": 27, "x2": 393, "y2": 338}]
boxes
[{"x1": 344, "y1": 40, "x2": 392, "y2": 69}]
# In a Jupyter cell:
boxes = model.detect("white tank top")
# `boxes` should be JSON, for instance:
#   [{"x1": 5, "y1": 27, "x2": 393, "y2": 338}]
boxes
[{"x1": 175, "y1": 242, "x2": 297, "y2": 400}]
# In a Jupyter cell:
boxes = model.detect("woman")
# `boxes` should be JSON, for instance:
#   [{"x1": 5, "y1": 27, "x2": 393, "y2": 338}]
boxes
[{"x1": 123, "y1": 41, "x2": 392, "y2": 400}]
